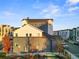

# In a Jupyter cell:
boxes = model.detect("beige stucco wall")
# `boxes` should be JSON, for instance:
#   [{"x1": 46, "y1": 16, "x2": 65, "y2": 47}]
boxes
[
  {"x1": 13, "y1": 37, "x2": 27, "y2": 53},
  {"x1": 48, "y1": 19, "x2": 53, "y2": 25},
  {"x1": 14, "y1": 24, "x2": 43, "y2": 37},
  {"x1": 13, "y1": 37, "x2": 48, "y2": 53},
  {"x1": 21, "y1": 20, "x2": 28, "y2": 26}
]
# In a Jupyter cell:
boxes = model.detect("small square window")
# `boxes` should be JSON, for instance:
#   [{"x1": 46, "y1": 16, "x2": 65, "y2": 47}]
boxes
[
  {"x1": 29, "y1": 33, "x2": 32, "y2": 37},
  {"x1": 26, "y1": 34, "x2": 28, "y2": 37},
  {"x1": 16, "y1": 33, "x2": 18, "y2": 37},
  {"x1": 15, "y1": 43, "x2": 18, "y2": 47}
]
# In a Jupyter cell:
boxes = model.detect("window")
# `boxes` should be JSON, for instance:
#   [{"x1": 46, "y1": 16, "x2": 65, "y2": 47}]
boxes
[
  {"x1": 29, "y1": 33, "x2": 32, "y2": 37},
  {"x1": 0, "y1": 28, "x2": 1, "y2": 32},
  {"x1": 15, "y1": 43, "x2": 18, "y2": 47},
  {"x1": 26, "y1": 33, "x2": 28, "y2": 37},
  {"x1": 15, "y1": 33, "x2": 18, "y2": 37},
  {"x1": 77, "y1": 31, "x2": 79, "y2": 36},
  {"x1": 6, "y1": 29, "x2": 7, "y2": 33},
  {"x1": 9, "y1": 29, "x2": 10, "y2": 33}
]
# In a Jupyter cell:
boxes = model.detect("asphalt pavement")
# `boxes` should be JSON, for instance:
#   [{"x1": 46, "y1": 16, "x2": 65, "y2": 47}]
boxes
[{"x1": 65, "y1": 42, "x2": 79, "y2": 57}]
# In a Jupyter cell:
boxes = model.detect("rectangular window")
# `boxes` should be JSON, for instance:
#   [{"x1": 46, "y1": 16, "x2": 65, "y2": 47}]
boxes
[
  {"x1": 0, "y1": 28, "x2": 1, "y2": 32},
  {"x1": 77, "y1": 31, "x2": 79, "y2": 36},
  {"x1": 6, "y1": 29, "x2": 7, "y2": 33},
  {"x1": 29, "y1": 33, "x2": 32, "y2": 37},
  {"x1": 16, "y1": 33, "x2": 18, "y2": 37},
  {"x1": 9, "y1": 29, "x2": 10, "y2": 33},
  {"x1": 26, "y1": 34, "x2": 28, "y2": 37},
  {"x1": 15, "y1": 43, "x2": 18, "y2": 47}
]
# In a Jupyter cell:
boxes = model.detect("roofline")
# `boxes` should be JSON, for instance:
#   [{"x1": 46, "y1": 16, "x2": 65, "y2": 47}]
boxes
[
  {"x1": 57, "y1": 29, "x2": 71, "y2": 31},
  {"x1": 21, "y1": 18, "x2": 53, "y2": 21},
  {"x1": 14, "y1": 24, "x2": 43, "y2": 32},
  {"x1": 0, "y1": 24, "x2": 10, "y2": 26}
]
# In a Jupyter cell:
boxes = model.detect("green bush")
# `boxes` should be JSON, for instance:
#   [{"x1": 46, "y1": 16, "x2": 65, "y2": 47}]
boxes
[{"x1": 0, "y1": 52, "x2": 6, "y2": 57}]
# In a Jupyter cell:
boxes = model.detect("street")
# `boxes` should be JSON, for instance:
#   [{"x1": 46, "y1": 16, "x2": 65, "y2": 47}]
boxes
[{"x1": 65, "y1": 42, "x2": 79, "y2": 57}]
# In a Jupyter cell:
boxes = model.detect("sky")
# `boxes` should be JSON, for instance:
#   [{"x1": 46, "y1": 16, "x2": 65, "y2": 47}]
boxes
[{"x1": 0, "y1": 0, "x2": 79, "y2": 30}]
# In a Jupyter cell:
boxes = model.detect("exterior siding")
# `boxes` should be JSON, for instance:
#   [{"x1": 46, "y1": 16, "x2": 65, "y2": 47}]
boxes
[
  {"x1": 72, "y1": 28, "x2": 76, "y2": 41},
  {"x1": 13, "y1": 37, "x2": 51, "y2": 53},
  {"x1": 39, "y1": 24, "x2": 48, "y2": 34},
  {"x1": 21, "y1": 18, "x2": 53, "y2": 35},
  {"x1": 48, "y1": 24, "x2": 53, "y2": 35},
  {"x1": 58, "y1": 30, "x2": 70, "y2": 40},
  {"x1": 14, "y1": 24, "x2": 43, "y2": 37},
  {"x1": 13, "y1": 37, "x2": 27, "y2": 53},
  {"x1": 13, "y1": 24, "x2": 53, "y2": 53},
  {"x1": 13, "y1": 18, "x2": 54, "y2": 53},
  {"x1": 32, "y1": 24, "x2": 53, "y2": 35},
  {"x1": 54, "y1": 27, "x2": 79, "y2": 42},
  {"x1": 69, "y1": 30, "x2": 73, "y2": 40},
  {"x1": 76, "y1": 27, "x2": 79, "y2": 42}
]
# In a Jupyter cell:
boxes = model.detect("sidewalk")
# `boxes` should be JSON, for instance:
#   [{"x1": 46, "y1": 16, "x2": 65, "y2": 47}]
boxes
[{"x1": 64, "y1": 50, "x2": 79, "y2": 59}]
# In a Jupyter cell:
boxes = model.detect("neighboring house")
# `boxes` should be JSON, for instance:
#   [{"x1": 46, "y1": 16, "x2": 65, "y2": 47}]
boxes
[
  {"x1": 56, "y1": 27, "x2": 79, "y2": 42},
  {"x1": 21, "y1": 17, "x2": 53, "y2": 35},
  {"x1": 69, "y1": 30, "x2": 73, "y2": 40},
  {"x1": 70, "y1": 27, "x2": 79, "y2": 42},
  {"x1": 0, "y1": 25, "x2": 13, "y2": 41},
  {"x1": 76, "y1": 27, "x2": 79, "y2": 42},
  {"x1": 71, "y1": 28, "x2": 76, "y2": 41},
  {"x1": 0, "y1": 25, "x2": 14, "y2": 53},
  {"x1": 13, "y1": 24, "x2": 52, "y2": 53},
  {"x1": 58, "y1": 29, "x2": 70, "y2": 40}
]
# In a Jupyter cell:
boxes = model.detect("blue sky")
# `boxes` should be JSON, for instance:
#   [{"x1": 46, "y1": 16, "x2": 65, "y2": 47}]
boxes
[{"x1": 0, "y1": 0, "x2": 79, "y2": 30}]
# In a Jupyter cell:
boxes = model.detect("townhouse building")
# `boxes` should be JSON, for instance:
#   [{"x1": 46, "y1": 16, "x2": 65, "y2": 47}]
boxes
[
  {"x1": 58, "y1": 29, "x2": 71, "y2": 40},
  {"x1": 76, "y1": 27, "x2": 79, "y2": 42},
  {"x1": 13, "y1": 18, "x2": 54, "y2": 53},
  {"x1": 55, "y1": 27, "x2": 79, "y2": 42},
  {"x1": 0, "y1": 25, "x2": 13, "y2": 41}
]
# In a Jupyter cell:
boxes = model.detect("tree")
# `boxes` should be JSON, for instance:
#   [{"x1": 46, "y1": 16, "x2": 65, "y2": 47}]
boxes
[
  {"x1": 56, "y1": 40, "x2": 64, "y2": 54},
  {"x1": 2, "y1": 34, "x2": 10, "y2": 53}
]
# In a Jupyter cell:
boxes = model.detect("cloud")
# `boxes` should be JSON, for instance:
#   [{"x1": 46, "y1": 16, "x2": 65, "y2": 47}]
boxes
[
  {"x1": 64, "y1": 0, "x2": 79, "y2": 14},
  {"x1": 33, "y1": 0, "x2": 78, "y2": 18},
  {"x1": 0, "y1": 11, "x2": 17, "y2": 19},
  {"x1": 3, "y1": 11, "x2": 15, "y2": 17},
  {"x1": 39, "y1": 4, "x2": 75, "y2": 18},
  {"x1": 40, "y1": 4, "x2": 61, "y2": 18},
  {"x1": 68, "y1": 6, "x2": 79, "y2": 12},
  {"x1": 66, "y1": 0, "x2": 79, "y2": 5}
]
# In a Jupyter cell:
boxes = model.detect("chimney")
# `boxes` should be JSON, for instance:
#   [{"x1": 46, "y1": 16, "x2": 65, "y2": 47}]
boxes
[{"x1": 27, "y1": 17, "x2": 29, "y2": 20}]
